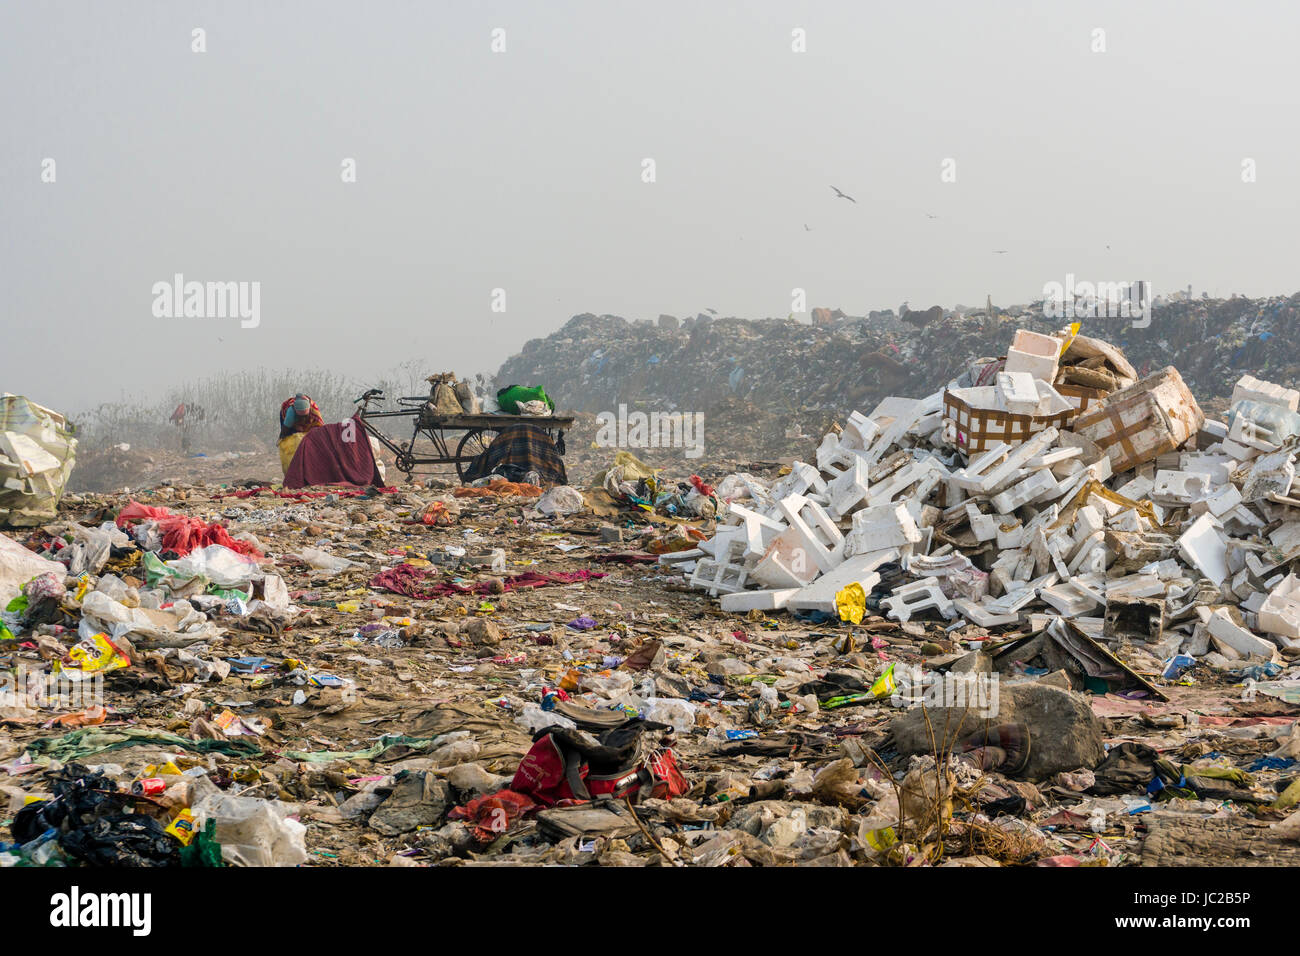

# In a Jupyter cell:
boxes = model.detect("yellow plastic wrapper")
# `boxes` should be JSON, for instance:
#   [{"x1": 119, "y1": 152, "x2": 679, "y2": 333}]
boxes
[
  {"x1": 55, "y1": 633, "x2": 130, "y2": 676},
  {"x1": 864, "y1": 826, "x2": 898, "y2": 853},
  {"x1": 165, "y1": 808, "x2": 197, "y2": 846},
  {"x1": 871, "y1": 662, "x2": 897, "y2": 699},
  {"x1": 835, "y1": 583, "x2": 867, "y2": 625}
]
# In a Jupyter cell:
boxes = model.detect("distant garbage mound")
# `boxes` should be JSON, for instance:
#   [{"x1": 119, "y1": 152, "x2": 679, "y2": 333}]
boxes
[{"x1": 496, "y1": 296, "x2": 1300, "y2": 446}]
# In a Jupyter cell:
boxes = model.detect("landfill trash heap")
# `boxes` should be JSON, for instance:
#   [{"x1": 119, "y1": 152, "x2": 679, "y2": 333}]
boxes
[
  {"x1": 674, "y1": 325, "x2": 1300, "y2": 675},
  {"x1": 10, "y1": 322, "x2": 1300, "y2": 867},
  {"x1": 498, "y1": 296, "x2": 1300, "y2": 459}
]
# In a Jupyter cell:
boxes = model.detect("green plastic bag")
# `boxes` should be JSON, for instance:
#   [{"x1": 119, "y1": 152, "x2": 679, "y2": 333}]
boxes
[
  {"x1": 497, "y1": 384, "x2": 555, "y2": 414},
  {"x1": 181, "y1": 819, "x2": 226, "y2": 868}
]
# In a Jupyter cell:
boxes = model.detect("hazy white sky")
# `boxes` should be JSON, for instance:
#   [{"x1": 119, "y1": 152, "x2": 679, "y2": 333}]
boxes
[{"x1": 3, "y1": 0, "x2": 1298, "y2": 413}]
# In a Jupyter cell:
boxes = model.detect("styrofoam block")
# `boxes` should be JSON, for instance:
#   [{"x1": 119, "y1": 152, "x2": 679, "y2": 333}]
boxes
[
  {"x1": 996, "y1": 521, "x2": 1024, "y2": 550},
  {"x1": 966, "y1": 504, "x2": 999, "y2": 543},
  {"x1": 996, "y1": 371, "x2": 1040, "y2": 415},
  {"x1": 1203, "y1": 419, "x2": 1229, "y2": 439},
  {"x1": 787, "y1": 549, "x2": 897, "y2": 613},
  {"x1": 1258, "y1": 573, "x2": 1300, "y2": 639},
  {"x1": 1270, "y1": 520, "x2": 1300, "y2": 556},
  {"x1": 906, "y1": 552, "x2": 989, "y2": 601},
  {"x1": 1218, "y1": 437, "x2": 1261, "y2": 462},
  {"x1": 1228, "y1": 414, "x2": 1281, "y2": 453},
  {"x1": 843, "y1": 410, "x2": 881, "y2": 451},
  {"x1": 1068, "y1": 531, "x2": 1105, "y2": 573},
  {"x1": 861, "y1": 396, "x2": 928, "y2": 466},
  {"x1": 985, "y1": 572, "x2": 1059, "y2": 614},
  {"x1": 1224, "y1": 505, "x2": 1264, "y2": 530},
  {"x1": 991, "y1": 468, "x2": 1059, "y2": 513},
  {"x1": 1030, "y1": 447, "x2": 1083, "y2": 470},
  {"x1": 690, "y1": 556, "x2": 748, "y2": 596},
  {"x1": 992, "y1": 548, "x2": 1026, "y2": 592},
  {"x1": 814, "y1": 433, "x2": 845, "y2": 473},
  {"x1": 1071, "y1": 573, "x2": 1108, "y2": 606},
  {"x1": 1241, "y1": 449, "x2": 1296, "y2": 503},
  {"x1": 1191, "y1": 485, "x2": 1242, "y2": 518},
  {"x1": 1207, "y1": 609, "x2": 1274, "y2": 658},
  {"x1": 1114, "y1": 475, "x2": 1154, "y2": 502},
  {"x1": 953, "y1": 442, "x2": 1011, "y2": 491},
  {"x1": 908, "y1": 460, "x2": 950, "y2": 505},
  {"x1": 1083, "y1": 455, "x2": 1113, "y2": 484},
  {"x1": 1106, "y1": 574, "x2": 1166, "y2": 602},
  {"x1": 697, "y1": 526, "x2": 743, "y2": 559},
  {"x1": 775, "y1": 494, "x2": 845, "y2": 574},
  {"x1": 826, "y1": 457, "x2": 871, "y2": 520},
  {"x1": 956, "y1": 428, "x2": 1058, "y2": 494},
  {"x1": 1004, "y1": 329, "x2": 1061, "y2": 382},
  {"x1": 865, "y1": 456, "x2": 945, "y2": 507},
  {"x1": 750, "y1": 528, "x2": 820, "y2": 589},
  {"x1": 1041, "y1": 583, "x2": 1100, "y2": 616},
  {"x1": 844, "y1": 501, "x2": 922, "y2": 554},
  {"x1": 722, "y1": 503, "x2": 787, "y2": 558},
  {"x1": 658, "y1": 548, "x2": 705, "y2": 566},
  {"x1": 1028, "y1": 527, "x2": 1053, "y2": 578},
  {"x1": 1073, "y1": 505, "x2": 1104, "y2": 541},
  {"x1": 1179, "y1": 453, "x2": 1238, "y2": 486},
  {"x1": 952, "y1": 598, "x2": 1019, "y2": 628},
  {"x1": 769, "y1": 461, "x2": 827, "y2": 502},
  {"x1": 882, "y1": 581, "x2": 956, "y2": 623},
  {"x1": 1111, "y1": 508, "x2": 1143, "y2": 533},
  {"x1": 1233, "y1": 374, "x2": 1300, "y2": 413},
  {"x1": 1178, "y1": 514, "x2": 1229, "y2": 586},
  {"x1": 1151, "y1": 470, "x2": 1213, "y2": 505},
  {"x1": 719, "y1": 588, "x2": 800, "y2": 613}
]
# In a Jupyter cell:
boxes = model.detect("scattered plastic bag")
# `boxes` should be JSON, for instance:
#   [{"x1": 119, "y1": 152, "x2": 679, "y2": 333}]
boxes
[
  {"x1": 190, "y1": 793, "x2": 307, "y2": 867},
  {"x1": 535, "y1": 485, "x2": 586, "y2": 516},
  {"x1": 298, "y1": 547, "x2": 361, "y2": 576}
]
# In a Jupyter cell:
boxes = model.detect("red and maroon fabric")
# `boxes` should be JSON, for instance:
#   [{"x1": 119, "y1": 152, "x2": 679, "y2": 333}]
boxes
[{"x1": 283, "y1": 416, "x2": 382, "y2": 489}]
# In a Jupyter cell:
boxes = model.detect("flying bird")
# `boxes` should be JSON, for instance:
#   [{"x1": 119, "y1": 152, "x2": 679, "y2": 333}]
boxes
[
  {"x1": 993, "y1": 249, "x2": 1009, "y2": 254},
  {"x1": 804, "y1": 224, "x2": 812, "y2": 231},
  {"x1": 706, "y1": 308, "x2": 717, "y2": 315},
  {"x1": 829, "y1": 185, "x2": 857, "y2": 203},
  {"x1": 925, "y1": 213, "x2": 938, "y2": 220}
]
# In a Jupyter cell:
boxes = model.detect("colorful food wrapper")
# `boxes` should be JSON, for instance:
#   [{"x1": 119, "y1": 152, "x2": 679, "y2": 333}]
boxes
[{"x1": 56, "y1": 633, "x2": 130, "y2": 677}]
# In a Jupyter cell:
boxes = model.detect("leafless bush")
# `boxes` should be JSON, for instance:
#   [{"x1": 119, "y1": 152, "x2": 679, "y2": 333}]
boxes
[{"x1": 72, "y1": 360, "x2": 453, "y2": 455}]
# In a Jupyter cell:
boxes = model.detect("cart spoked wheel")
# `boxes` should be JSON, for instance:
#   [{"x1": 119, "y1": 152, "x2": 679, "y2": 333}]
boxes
[
  {"x1": 455, "y1": 428, "x2": 494, "y2": 481},
  {"x1": 395, "y1": 450, "x2": 416, "y2": 474}
]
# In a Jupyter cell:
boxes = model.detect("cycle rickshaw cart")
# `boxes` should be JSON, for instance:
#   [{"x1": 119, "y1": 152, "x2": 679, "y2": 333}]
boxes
[{"x1": 354, "y1": 389, "x2": 574, "y2": 481}]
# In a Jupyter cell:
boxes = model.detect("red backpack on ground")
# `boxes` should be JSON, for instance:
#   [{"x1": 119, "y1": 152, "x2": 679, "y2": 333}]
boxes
[{"x1": 511, "y1": 722, "x2": 688, "y2": 806}]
